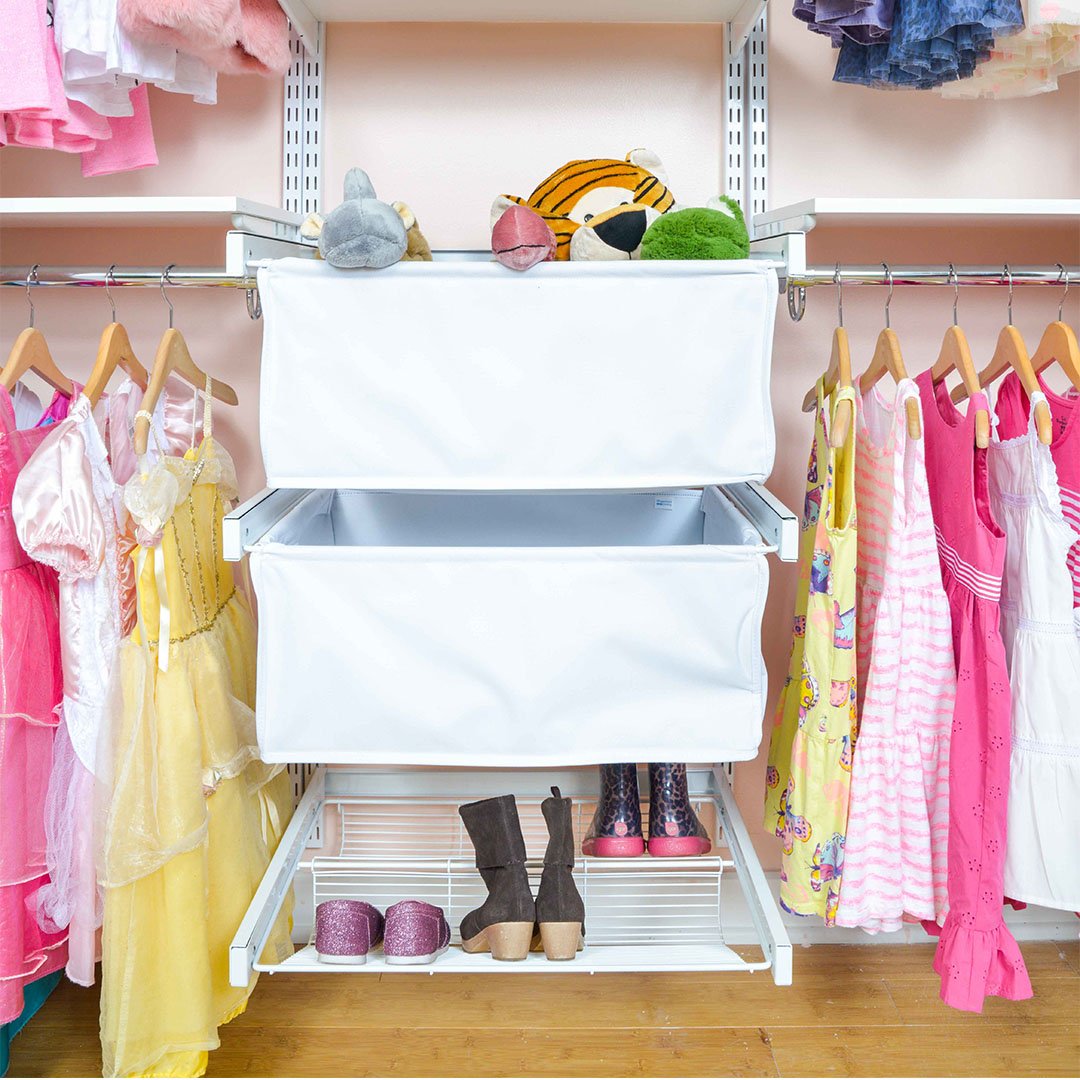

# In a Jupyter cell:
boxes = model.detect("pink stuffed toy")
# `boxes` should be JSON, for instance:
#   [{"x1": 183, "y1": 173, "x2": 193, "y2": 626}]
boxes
[
  {"x1": 118, "y1": 0, "x2": 291, "y2": 76},
  {"x1": 491, "y1": 204, "x2": 557, "y2": 272}
]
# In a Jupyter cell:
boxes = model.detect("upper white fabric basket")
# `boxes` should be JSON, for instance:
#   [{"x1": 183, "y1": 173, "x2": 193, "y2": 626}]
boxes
[
  {"x1": 258, "y1": 258, "x2": 778, "y2": 490},
  {"x1": 249, "y1": 487, "x2": 773, "y2": 766}
]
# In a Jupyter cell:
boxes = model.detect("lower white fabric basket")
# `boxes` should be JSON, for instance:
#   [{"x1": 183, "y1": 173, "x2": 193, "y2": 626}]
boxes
[
  {"x1": 249, "y1": 487, "x2": 772, "y2": 766},
  {"x1": 257, "y1": 258, "x2": 778, "y2": 490}
]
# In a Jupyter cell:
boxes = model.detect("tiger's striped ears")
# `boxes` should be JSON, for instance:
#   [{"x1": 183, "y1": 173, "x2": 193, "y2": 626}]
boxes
[
  {"x1": 491, "y1": 193, "x2": 527, "y2": 230},
  {"x1": 627, "y1": 148, "x2": 668, "y2": 186}
]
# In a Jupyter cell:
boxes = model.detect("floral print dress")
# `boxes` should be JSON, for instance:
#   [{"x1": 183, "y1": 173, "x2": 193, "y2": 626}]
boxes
[{"x1": 765, "y1": 380, "x2": 858, "y2": 924}]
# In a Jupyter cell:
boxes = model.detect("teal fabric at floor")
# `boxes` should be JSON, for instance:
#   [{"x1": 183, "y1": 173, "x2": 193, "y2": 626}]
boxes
[{"x1": 0, "y1": 970, "x2": 62, "y2": 1077}]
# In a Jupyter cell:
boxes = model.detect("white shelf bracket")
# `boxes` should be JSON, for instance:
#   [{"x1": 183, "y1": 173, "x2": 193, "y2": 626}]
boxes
[
  {"x1": 725, "y1": 7, "x2": 768, "y2": 224},
  {"x1": 283, "y1": 19, "x2": 325, "y2": 217}
]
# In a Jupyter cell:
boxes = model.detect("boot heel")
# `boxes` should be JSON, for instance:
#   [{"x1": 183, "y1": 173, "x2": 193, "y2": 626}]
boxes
[
  {"x1": 463, "y1": 921, "x2": 533, "y2": 961},
  {"x1": 539, "y1": 921, "x2": 584, "y2": 961}
]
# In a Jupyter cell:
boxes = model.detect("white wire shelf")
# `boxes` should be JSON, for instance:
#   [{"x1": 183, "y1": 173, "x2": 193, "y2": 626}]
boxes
[
  {"x1": 232, "y1": 767, "x2": 792, "y2": 984},
  {"x1": 306, "y1": 794, "x2": 730, "y2": 950},
  {"x1": 261, "y1": 941, "x2": 757, "y2": 975}
]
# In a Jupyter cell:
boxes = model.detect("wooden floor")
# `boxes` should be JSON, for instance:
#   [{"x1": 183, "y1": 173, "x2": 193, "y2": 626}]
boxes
[{"x1": 8, "y1": 943, "x2": 1079, "y2": 1078}]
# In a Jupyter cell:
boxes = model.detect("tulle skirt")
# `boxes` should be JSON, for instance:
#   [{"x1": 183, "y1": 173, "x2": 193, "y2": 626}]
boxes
[
  {"x1": 0, "y1": 560, "x2": 67, "y2": 1024},
  {"x1": 97, "y1": 593, "x2": 293, "y2": 1079}
]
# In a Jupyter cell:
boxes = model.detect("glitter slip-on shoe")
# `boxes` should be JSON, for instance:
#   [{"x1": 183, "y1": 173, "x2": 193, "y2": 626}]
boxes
[
  {"x1": 315, "y1": 899, "x2": 385, "y2": 964},
  {"x1": 383, "y1": 900, "x2": 451, "y2": 965},
  {"x1": 457, "y1": 794, "x2": 537, "y2": 961}
]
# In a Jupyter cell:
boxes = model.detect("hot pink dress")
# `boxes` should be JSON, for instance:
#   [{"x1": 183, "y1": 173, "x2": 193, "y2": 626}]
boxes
[
  {"x1": 0, "y1": 386, "x2": 70, "y2": 1025},
  {"x1": 916, "y1": 370, "x2": 1032, "y2": 1013}
]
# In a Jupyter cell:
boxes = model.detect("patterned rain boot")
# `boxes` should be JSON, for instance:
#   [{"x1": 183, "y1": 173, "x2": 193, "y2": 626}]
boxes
[
  {"x1": 458, "y1": 794, "x2": 537, "y2": 961},
  {"x1": 647, "y1": 763, "x2": 711, "y2": 857},
  {"x1": 535, "y1": 786, "x2": 585, "y2": 960},
  {"x1": 582, "y1": 764, "x2": 645, "y2": 857}
]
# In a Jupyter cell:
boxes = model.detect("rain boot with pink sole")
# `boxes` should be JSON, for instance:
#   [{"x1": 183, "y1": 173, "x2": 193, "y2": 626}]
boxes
[
  {"x1": 582, "y1": 764, "x2": 645, "y2": 858},
  {"x1": 647, "y1": 763, "x2": 711, "y2": 857}
]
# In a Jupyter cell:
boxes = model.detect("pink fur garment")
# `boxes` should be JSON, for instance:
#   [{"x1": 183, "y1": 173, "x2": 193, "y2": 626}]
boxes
[{"x1": 118, "y1": 0, "x2": 291, "y2": 76}]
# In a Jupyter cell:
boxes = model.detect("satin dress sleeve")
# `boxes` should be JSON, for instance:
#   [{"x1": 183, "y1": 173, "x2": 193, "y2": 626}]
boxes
[{"x1": 12, "y1": 417, "x2": 106, "y2": 582}]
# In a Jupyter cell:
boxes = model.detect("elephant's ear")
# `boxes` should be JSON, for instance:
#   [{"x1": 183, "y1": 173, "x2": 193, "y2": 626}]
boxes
[
  {"x1": 627, "y1": 148, "x2": 667, "y2": 185},
  {"x1": 343, "y1": 167, "x2": 377, "y2": 201},
  {"x1": 491, "y1": 194, "x2": 526, "y2": 230}
]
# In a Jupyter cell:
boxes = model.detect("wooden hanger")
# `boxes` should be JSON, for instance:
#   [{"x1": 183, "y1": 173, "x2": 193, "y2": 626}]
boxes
[
  {"x1": 930, "y1": 266, "x2": 989, "y2": 449},
  {"x1": 953, "y1": 268, "x2": 1051, "y2": 444},
  {"x1": 85, "y1": 268, "x2": 149, "y2": 407},
  {"x1": 858, "y1": 265, "x2": 920, "y2": 440},
  {"x1": 801, "y1": 267, "x2": 853, "y2": 449},
  {"x1": 0, "y1": 267, "x2": 74, "y2": 396},
  {"x1": 1030, "y1": 269, "x2": 1080, "y2": 392},
  {"x1": 133, "y1": 267, "x2": 238, "y2": 456}
]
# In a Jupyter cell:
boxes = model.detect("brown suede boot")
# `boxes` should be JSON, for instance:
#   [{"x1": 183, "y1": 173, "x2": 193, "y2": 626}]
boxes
[
  {"x1": 458, "y1": 794, "x2": 536, "y2": 961},
  {"x1": 534, "y1": 786, "x2": 585, "y2": 960}
]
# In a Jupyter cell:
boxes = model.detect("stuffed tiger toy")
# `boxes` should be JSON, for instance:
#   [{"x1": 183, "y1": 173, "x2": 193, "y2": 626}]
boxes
[{"x1": 491, "y1": 149, "x2": 675, "y2": 261}]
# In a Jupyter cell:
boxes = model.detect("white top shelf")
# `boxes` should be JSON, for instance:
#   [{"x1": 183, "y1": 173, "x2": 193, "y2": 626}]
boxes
[
  {"x1": 0, "y1": 196, "x2": 303, "y2": 237},
  {"x1": 284, "y1": 0, "x2": 760, "y2": 22},
  {"x1": 754, "y1": 197, "x2": 1080, "y2": 239}
]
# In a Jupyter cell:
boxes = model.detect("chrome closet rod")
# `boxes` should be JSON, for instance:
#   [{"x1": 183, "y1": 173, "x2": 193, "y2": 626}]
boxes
[
  {"x1": 0, "y1": 267, "x2": 256, "y2": 288},
  {"x1": 3, "y1": 264, "x2": 1078, "y2": 290},
  {"x1": 789, "y1": 265, "x2": 1079, "y2": 288}
]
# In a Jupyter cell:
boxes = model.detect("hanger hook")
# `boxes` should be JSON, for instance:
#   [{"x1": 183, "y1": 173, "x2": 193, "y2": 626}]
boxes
[
  {"x1": 160, "y1": 264, "x2": 176, "y2": 329},
  {"x1": 1004, "y1": 264, "x2": 1013, "y2": 326},
  {"x1": 949, "y1": 263, "x2": 959, "y2": 326},
  {"x1": 105, "y1": 264, "x2": 118, "y2": 323},
  {"x1": 882, "y1": 262, "x2": 893, "y2": 330},
  {"x1": 25, "y1": 265, "x2": 39, "y2": 328},
  {"x1": 834, "y1": 263, "x2": 843, "y2": 328},
  {"x1": 1057, "y1": 263, "x2": 1070, "y2": 323}
]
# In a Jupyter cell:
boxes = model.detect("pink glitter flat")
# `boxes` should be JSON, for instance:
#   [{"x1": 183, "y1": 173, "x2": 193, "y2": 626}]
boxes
[
  {"x1": 383, "y1": 900, "x2": 451, "y2": 965},
  {"x1": 315, "y1": 899, "x2": 384, "y2": 965}
]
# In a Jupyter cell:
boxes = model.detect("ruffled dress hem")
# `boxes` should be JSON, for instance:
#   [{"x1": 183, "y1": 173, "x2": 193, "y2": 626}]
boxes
[{"x1": 931, "y1": 916, "x2": 1034, "y2": 1012}]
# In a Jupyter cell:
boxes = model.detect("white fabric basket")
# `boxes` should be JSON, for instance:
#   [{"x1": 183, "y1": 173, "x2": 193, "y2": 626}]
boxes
[
  {"x1": 258, "y1": 258, "x2": 778, "y2": 490},
  {"x1": 249, "y1": 487, "x2": 772, "y2": 766}
]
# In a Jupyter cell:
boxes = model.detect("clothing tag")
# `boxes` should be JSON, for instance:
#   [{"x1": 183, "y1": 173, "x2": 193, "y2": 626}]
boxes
[{"x1": 655, "y1": 498, "x2": 674, "y2": 510}]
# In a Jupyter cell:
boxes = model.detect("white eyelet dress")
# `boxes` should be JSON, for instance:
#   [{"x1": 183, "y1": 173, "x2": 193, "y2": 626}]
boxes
[{"x1": 989, "y1": 389, "x2": 1080, "y2": 912}]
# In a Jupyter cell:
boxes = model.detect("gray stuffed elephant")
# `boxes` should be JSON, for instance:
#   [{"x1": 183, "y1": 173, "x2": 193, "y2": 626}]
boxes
[{"x1": 316, "y1": 168, "x2": 408, "y2": 269}]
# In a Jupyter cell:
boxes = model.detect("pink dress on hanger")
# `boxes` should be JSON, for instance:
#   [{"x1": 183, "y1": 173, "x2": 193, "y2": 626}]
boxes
[
  {"x1": 0, "y1": 387, "x2": 70, "y2": 1026},
  {"x1": 916, "y1": 370, "x2": 1032, "y2": 1013},
  {"x1": 837, "y1": 380, "x2": 954, "y2": 933}
]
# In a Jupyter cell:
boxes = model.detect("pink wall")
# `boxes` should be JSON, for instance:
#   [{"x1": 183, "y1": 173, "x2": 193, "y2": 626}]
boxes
[{"x1": 1, "y1": 16, "x2": 1078, "y2": 865}]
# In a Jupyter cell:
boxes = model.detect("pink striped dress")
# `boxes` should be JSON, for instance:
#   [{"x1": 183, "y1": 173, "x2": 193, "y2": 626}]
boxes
[
  {"x1": 837, "y1": 380, "x2": 954, "y2": 933},
  {"x1": 917, "y1": 370, "x2": 1031, "y2": 1013}
]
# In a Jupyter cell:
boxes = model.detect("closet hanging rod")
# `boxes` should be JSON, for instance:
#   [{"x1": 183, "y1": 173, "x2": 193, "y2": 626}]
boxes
[
  {"x1": 0, "y1": 267, "x2": 255, "y2": 289},
  {"x1": 789, "y1": 265, "x2": 1078, "y2": 288}
]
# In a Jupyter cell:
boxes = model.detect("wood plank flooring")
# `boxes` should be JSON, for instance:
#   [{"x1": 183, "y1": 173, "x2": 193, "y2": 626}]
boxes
[{"x1": 8, "y1": 943, "x2": 1079, "y2": 1078}]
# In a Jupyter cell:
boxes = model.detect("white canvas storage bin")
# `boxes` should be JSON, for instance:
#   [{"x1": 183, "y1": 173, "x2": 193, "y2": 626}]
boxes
[
  {"x1": 257, "y1": 258, "x2": 778, "y2": 490},
  {"x1": 248, "y1": 487, "x2": 773, "y2": 766}
]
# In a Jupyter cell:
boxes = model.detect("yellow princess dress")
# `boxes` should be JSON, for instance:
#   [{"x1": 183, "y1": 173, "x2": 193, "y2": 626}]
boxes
[{"x1": 97, "y1": 387, "x2": 293, "y2": 1078}]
